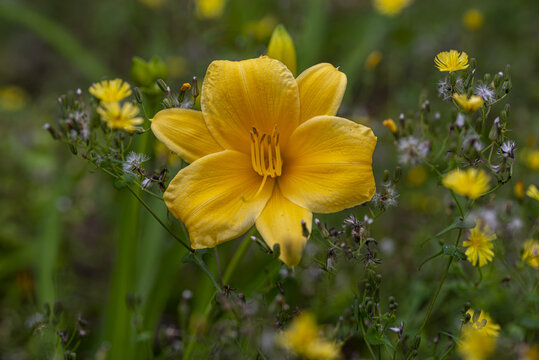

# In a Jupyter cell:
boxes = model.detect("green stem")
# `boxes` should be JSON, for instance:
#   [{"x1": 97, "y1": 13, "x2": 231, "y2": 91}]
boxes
[
  {"x1": 359, "y1": 317, "x2": 377, "y2": 360},
  {"x1": 126, "y1": 184, "x2": 193, "y2": 252},
  {"x1": 223, "y1": 235, "x2": 252, "y2": 285}
]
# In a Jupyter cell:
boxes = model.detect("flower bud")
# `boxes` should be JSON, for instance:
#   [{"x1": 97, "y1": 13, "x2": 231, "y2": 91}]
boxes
[
  {"x1": 134, "y1": 87, "x2": 144, "y2": 103},
  {"x1": 157, "y1": 79, "x2": 169, "y2": 93},
  {"x1": 382, "y1": 118, "x2": 397, "y2": 134},
  {"x1": 192, "y1": 76, "x2": 199, "y2": 101},
  {"x1": 266, "y1": 25, "x2": 297, "y2": 76}
]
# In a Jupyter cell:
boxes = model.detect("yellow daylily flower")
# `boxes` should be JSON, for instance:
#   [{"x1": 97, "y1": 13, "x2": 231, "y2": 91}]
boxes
[{"x1": 151, "y1": 56, "x2": 377, "y2": 266}]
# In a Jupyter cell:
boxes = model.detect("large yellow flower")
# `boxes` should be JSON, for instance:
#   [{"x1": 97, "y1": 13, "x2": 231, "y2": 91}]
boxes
[{"x1": 151, "y1": 57, "x2": 377, "y2": 266}]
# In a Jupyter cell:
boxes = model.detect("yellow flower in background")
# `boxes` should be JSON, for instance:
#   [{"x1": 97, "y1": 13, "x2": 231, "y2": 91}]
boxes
[
  {"x1": 277, "y1": 313, "x2": 341, "y2": 360},
  {"x1": 458, "y1": 309, "x2": 499, "y2": 360},
  {"x1": 527, "y1": 185, "x2": 539, "y2": 202},
  {"x1": 382, "y1": 118, "x2": 397, "y2": 134},
  {"x1": 138, "y1": 0, "x2": 166, "y2": 9},
  {"x1": 442, "y1": 168, "x2": 490, "y2": 199},
  {"x1": 195, "y1": 0, "x2": 226, "y2": 19},
  {"x1": 0, "y1": 85, "x2": 28, "y2": 111},
  {"x1": 89, "y1": 79, "x2": 132, "y2": 103},
  {"x1": 463, "y1": 221, "x2": 496, "y2": 267},
  {"x1": 244, "y1": 16, "x2": 277, "y2": 41},
  {"x1": 365, "y1": 50, "x2": 383, "y2": 71},
  {"x1": 463, "y1": 9, "x2": 484, "y2": 31},
  {"x1": 97, "y1": 102, "x2": 143, "y2": 132},
  {"x1": 453, "y1": 94, "x2": 484, "y2": 113},
  {"x1": 151, "y1": 57, "x2": 376, "y2": 266},
  {"x1": 523, "y1": 149, "x2": 539, "y2": 171},
  {"x1": 407, "y1": 166, "x2": 428, "y2": 186},
  {"x1": 435, "y1": 50, "x2": 469, "y2": 72},
  {"x1": 514, "y1": 181, "x2": 525, "y2": 199},
  {"x1": 466, "y1": 309, "x2": 500, "y2": 337},
  {"x1": 522, "y1": 239, "x2": 539, "y2": 269},
  {"x1": 520, "y1": 344, "x2": 539, "y2": 360},
  {"x1": 267, "y1": 25, "x2": 297, "y2": 76},
  {"x1": 373, "y1": 0, "x2": 412, "y2": 16}
]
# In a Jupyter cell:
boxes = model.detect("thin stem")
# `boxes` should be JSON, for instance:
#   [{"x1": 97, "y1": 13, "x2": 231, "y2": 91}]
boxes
[
  {"x1": 126, "y1": 184, "x2": 193, "y2": 253},
  {"x1": 449, "y1": 190, "x2": 465, "y2": 217},
  {"x1": 359, "y1": 317, "x2": 377, "y2": 360},
  {"x1": 214, "y1": 247, "x2": 224, "y2": 289},
  {"x1": 223, "y1": 233, "x2": 253, "y2": 285}
]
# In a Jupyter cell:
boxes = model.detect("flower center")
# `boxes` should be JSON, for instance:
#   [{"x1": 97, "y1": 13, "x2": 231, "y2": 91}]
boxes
[{"x1": 249, "y1": 127, "x2": 282, "y2": 178}]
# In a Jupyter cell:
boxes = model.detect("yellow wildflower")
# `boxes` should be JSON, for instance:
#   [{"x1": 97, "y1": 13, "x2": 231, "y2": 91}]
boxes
[
  {"x1": 407, "y1": 166, "x2": 427, "y2": 186},
  {"x1": 244, "y1": 16, "x2": 277, "y2": 41},
  {"x1": 267, "y1": 25, "x2": 297, "y2": 76},
  {"x1": 151, "y1": 57, "x2": 376, "y2": 266},
  {"x1": 463, "y1": 221, "x2": 496, "y2": 267},
  {"x1": 453, "y1": 94, "x2": 484, "y2": 113},
  {"x1": 277, "y1": 313, "x2": 341, "y2": 360},
  {"x1": 365, "y1": 50, "x2": 383, "y2": 71},
  {"x1": 527, "y1": 185, "x2": 539, "y2": 202},
  {"x1": 89, "y1": 79, "x2": 132, "y2": 103},
  {"x1": 434, "y1": 50, "x2": 469, "y2": 72},
  {"x1": 195, "y1": 0, "x2": 225, "y2": 19},
  {"x1": 0, "y1": 85, "x2": 28, "y2": 111},
  {"x1": 463, "y1": 9, "x2": 484, "y2": 31},
  {"x1": 382, "y1": 118, "x2": 397, "y2": 133},
  {"x1": 522, "y1": 239, "x2": 539, "y2": 269},
  {"x1": 97, "y1": 102, "x2": 143, "y2": 132},
  {"x1": 523, "y1": 149, "x2": 539, "y2": 171},
  {"x1": 514, "y1": 181, "x2": 525, "y2": 199},
  {"x1": 373, "y1": 0, "x2": 412, "y2": 16},
  {"x1": 458, "y1": 327, "x2": 496, "y2": 360},
  {"x1": 442, "y1": 168, "x2": 490, "y2": 199},
  {"x1": 466, "y1": 309, "x2": 500, "y2": 337}
]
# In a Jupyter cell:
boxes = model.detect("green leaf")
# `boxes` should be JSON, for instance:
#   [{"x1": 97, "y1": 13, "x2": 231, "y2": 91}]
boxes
[
  {"x1": 365, "y1": 328, "x2": 393, "y2": 348},
  {"x1": 182, "y1": 250, "x2": 221, "y2": 291},
  {"x1": 442, "y1": 245, "x2": 467, "y2": 260},
  {"x1": 422, "y1": 217, "x2": 475, "y2": 245}
]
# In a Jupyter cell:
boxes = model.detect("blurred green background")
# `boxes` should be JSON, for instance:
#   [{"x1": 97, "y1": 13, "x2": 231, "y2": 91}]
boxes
[{"x1": 1, "y1": 0, "x2": 538, "y2": 358}]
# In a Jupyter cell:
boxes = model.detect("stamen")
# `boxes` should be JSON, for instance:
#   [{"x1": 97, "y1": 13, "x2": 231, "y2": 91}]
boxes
[{"x1": 248, "y1": 126, "x2": 283, "y2": 200}]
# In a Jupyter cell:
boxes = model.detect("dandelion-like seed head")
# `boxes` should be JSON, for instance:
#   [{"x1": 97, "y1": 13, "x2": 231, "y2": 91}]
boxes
[
  {"x1": 499, "y1": 140, "x2": 516, "y2": 158},
  {"x1": 397, "y1": 136, "x2": 429, "y2": 165},
  {"x1": 435, "y1": 50, "x2": 469, "y2": 72},
  {"x1": 463, "y1": 220, "x2": 496, "y2": 267},
  {"x1": 123, "y1": 151, "x2": 150, "y2": 175},
  {"x1": 442, "y1": 168, "x2": 490, "y2": 199},
  {"x1": 89, "y1": 79, "x2": 132, "y2": 103},
  {"x1": 474, "y1": 84, "x2": 495, "y2": 103},
  {"x1": 97, "y1": 102, "x2": 143, "y2": 132}
]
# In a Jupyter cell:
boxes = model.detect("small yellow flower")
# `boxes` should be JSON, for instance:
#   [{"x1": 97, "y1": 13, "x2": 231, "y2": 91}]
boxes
[
  {"x1": 0, "y1": 85, "x2": 28, "y2": 111},
  {"x1": 382, "y1": 118, "x2": 397, "y2": 134},
  {"x1": 267, "y1": 25, "x2": 297, "y2": 76},
  {"x1": 373, "y1": 0, "x2": 412, "y2": 16},
  {"x1": 522, "y1": 239, "x2": 539, "y2": 269},
  {"x1": 463, "y1": 9, "x2": 484, "y2": 31},
  {"x1": 463, "y1": 221, "x2": 496, "y2": 267},
  {"x1": 453, "y1": 94, "x2": 484, "y2": 113},
  {"x1": 151, "y1": 57, "x2": 376, "y2": 266},
  {"x1": 527, "y1": 185, "x2": 539, "y2": 202},
  {"x1": 97, "y1": 102, "x2": 143, "y2": 132},
  {"x1": 407, "y1": 166, "x2": 428, "y2": 186},
  {"x1": 514, "y1": 181, "x2": 525, "y2": 199},
  {"x1": 365, "y1": 50, "x2": 383, "y2": 71},
  {"x1": 442, "y1": 168, "x2": 490, "y2": 199},
  {"x1": 523, "y1": 149, "x2": 539, "y2": 171},
  {"x1": 458, "y1": 309, "x2": 499, "y2": 360},
  {"x1": 277, "y1": 313, "x2": 341, "y2": 360},
  {"x1": 89, "y1": 79, "x2": 132, "y2": 103},
  {"x1": 195, "y1": 0, "x2": 226, "y2": 19},
  {"x1": 434, "y1": 50, "x2": 469, "y2": 72}
]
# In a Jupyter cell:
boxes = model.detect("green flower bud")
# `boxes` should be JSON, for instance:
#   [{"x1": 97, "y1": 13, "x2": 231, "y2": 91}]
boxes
[
  {"x1": 130, "y1": 56, "x2": 168, "y2": 87},
  {"x1": 267, "y1": 25, "x2": 297, "y2": 76}
]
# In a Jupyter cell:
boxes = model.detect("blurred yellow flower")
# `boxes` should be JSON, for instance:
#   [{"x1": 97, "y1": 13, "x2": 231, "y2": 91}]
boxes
[
  {"x1": 435, "y1": 50, "x2": 469, "y2": 72},
  {"x1": 365, "y1": 50, "x2": 383, "y2": 71},
  {"x1": 277, "y1": 313, "x2": 341, "y2": 360},
  {"x1": 442, "y1": 168, "x2": 490, "y2": 199},
  {"x1": 244, "y1": 16, "x2": 277, "y2": 41},
  {"x1": 523, "y1": 149, "x2": 539, "y2": 171},
  {"x1": 514, "y1": 181, "x2": 525, "y2": 199},
  {"x1": 463, "y1": 9, "x2": 484, "y2": 30},
  {"x1": 373, "y1": 0, "x2": 412, "y2": 16},
  {"x1": 0, "y1": 85, "x2": 28, "y2": 111},
  {"x1": 138, "y1": 0, "x2": 166, "y2": 9},
  {"x1": 527, "y1": 185, "x2": 539, "y2": 202},
  {"x1": 463, "y1": 220, "x2": 496, "y2": 267},
  {"x1": 522, "y1": 239, "x2": 539, "y2": 269},
  {"x1": 267, "y1": 25, "x2": 297, "y2": 76},
  {"x1": 466, "y1": 309, "x2": 500, "y2": 337},
  {"x1": 89, "y1": 79, "x2": 132, "y2": 103},
  {"x1": 407, "y1": 166, "x2": 428, "y2": 186},
  {"x1": 520, "y1": 344, "x2": 539, "y2": 360},
  {"x1": 151, "y1": 57, "x2": 376, "y2": 266},
  {"x1": 453, "y1": 94, "x2": 484, "y2": 113},
  {"x1": 382, "y1": 118, "x2": 397, "y2": 133},
  {"x1": 97, "y1": 102, "x2": 143, "y2": 132},
  {"x1": 196, "y1": 0, "x2": 226, "y2": 19},
  {"x1": 458, "y1": 327, "x2": 496, "y2": 360}
]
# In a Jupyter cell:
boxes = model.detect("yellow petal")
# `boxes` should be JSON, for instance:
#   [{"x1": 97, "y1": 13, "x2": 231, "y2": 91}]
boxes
[
  {"x1": 164, "y1": 150, "x2": 274, "y2": 249},
  {"x1": 296, "y1": 63, "x2": 347, "y2": 124},
  {"x1": 201, "y1": 56, "x2": 300, "y2": 153},
  {"x1": 279, "y1": 116, "x2": 377, "y2": 213},
  {"x1": 151, "y1": 108, "x2": 223, "y2": 163},
  {"x1": 256, "y1": 185, "x2": 312, "y2": 267}
]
